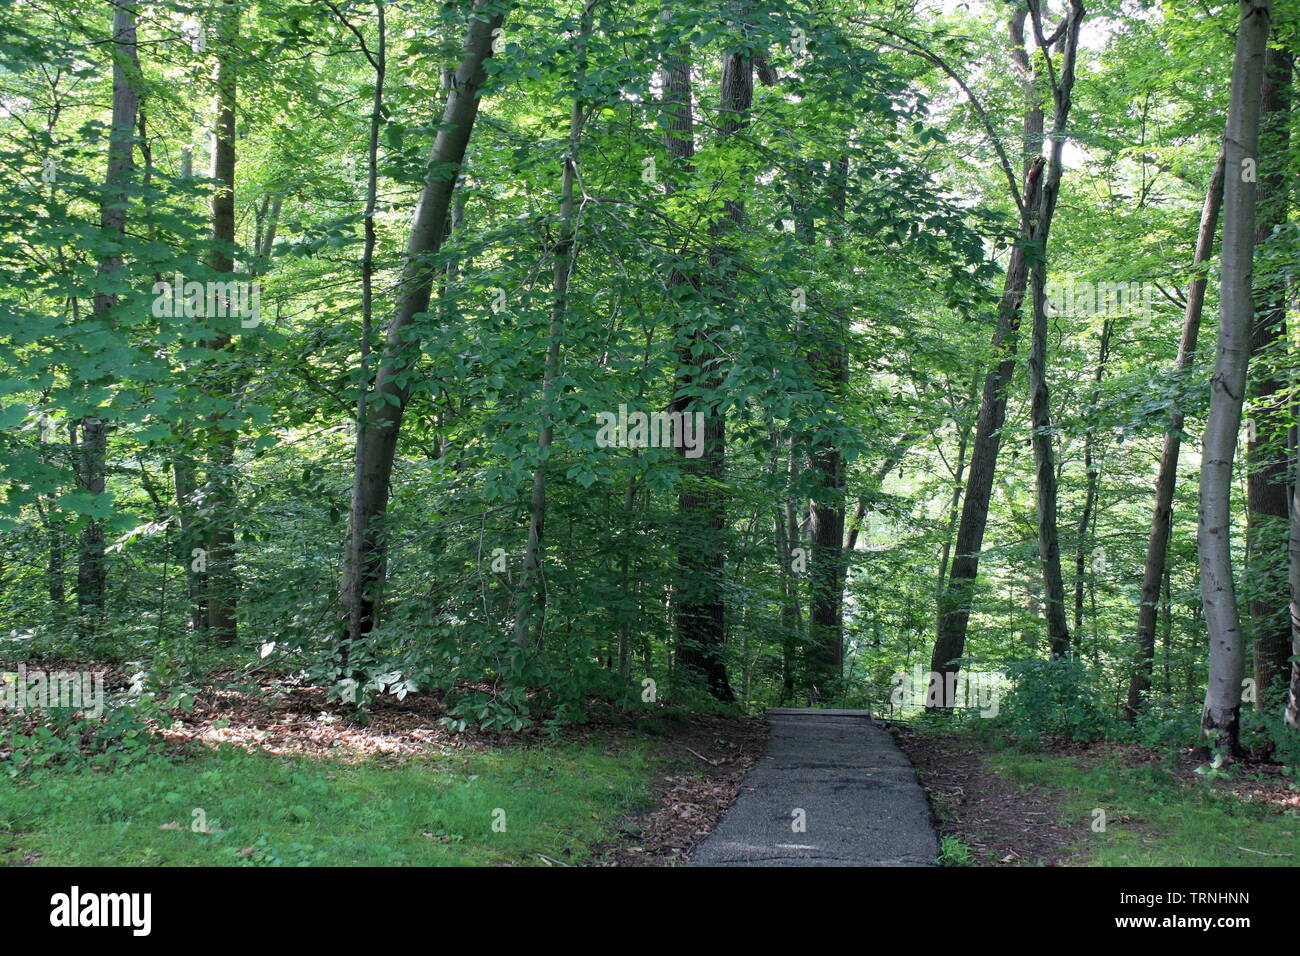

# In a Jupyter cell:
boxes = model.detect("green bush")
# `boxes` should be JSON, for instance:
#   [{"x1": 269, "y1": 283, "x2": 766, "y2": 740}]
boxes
[{"x1": 996, "y1": 657, "x2": 1110, "y2": 743}]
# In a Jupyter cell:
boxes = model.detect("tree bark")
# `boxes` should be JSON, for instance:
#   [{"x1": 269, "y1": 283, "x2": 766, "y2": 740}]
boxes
[
  {"x1": 1199, "y1": 0, "x2": 1270, "y2": 758},
  {"x1": 930, "y1": 5, "x2": 1047, "y2": 690},
  {"x1": 1024, "y1": 0, "x2": 1084, "y2": 659},
  {"x1": 805, "y1": 159, "x2": 850, "y2": 701},
  {"x1": 1126, "y1": 149, "x2": 1225, "y2": 720},
  {"x1": 203, "y1": 0, "x2": 240, "y2": 645},
  {"x1": 1246, "y1": 43, "x2": 1292, "y2": 705},
  {"x1": 662, "y1": 36, "x2": 738, "y2": 702},
  {"x1": 931, "y1": 157, "x2": 1044, "y2": 685},
  {"x1": 341, "y1": 0, "x2": 386, "y2": 655},
  {"x1": 1073, "y1": 319, "x2": 1112, "y2": 640},
  {"x1": 78, "y1": 0, "x2": 141, "y2": 643},
  {"x1": 513, "y1": 1, "x2": 594, "y2": 652},
  {"x1": 341, "y1": 1, "x2": 505, "y2": 646}
]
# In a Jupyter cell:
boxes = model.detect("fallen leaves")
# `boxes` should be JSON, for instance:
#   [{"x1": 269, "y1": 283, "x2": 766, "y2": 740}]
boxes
[
  {"x1": 591, "y1": 715, "x2": 766, "y2": 867},
  {"x1": 889, "y1": 724, "x2": 1082, "y2": 867}
]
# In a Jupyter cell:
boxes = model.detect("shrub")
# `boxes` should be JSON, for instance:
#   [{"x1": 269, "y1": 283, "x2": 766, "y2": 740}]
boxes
[{"x1": 996, "y1": 657, "x2": 1110, "y2": 743}]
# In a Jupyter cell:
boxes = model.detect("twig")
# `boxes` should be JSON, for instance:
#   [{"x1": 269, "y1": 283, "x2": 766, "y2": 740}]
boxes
[
  {"x1": 1235, "y1": 846, "x2": 1292, "y2": 857},
  {"x1": 684, "y1": 747, "x2": 719, "y2": 767}
]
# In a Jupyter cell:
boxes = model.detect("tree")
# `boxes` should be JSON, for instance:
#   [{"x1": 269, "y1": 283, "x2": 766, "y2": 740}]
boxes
[
  {"x1": 1023, "y1": 0, "x2": 1084, "y2": 658},
  {"x1": 513, "y1": 0, "x2": 596, "y2": 651},
  {"x1": 666, "y1": 36, "x2": 745, "y2": 704},
  {"x1": 77, "y1": 0, "x2": 141, "y2": 644},
  {"x1": 1245, "y1": 41, "x2": 1292, "y2": 706},
  {"x1": 1199, "y1": 0, "x2": 1271, "y2": 758},
  {"x1": 202, "y1": 0, "x2": 241, "y2": 645},
  {"x1": 1126, "y1": 149, "x2": 1225, "y2": 721},
  {"x1": 930, "y1": 3, "x2": 1047, "y2": 691},
  {"x1": 341, "y1": 0, "x2": 506, "y2": 650}
]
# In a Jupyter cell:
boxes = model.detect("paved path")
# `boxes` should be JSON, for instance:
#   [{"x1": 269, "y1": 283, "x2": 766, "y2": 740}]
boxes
[{"x1": 688, "y1": 709, "x2": 938, "y2": 866}]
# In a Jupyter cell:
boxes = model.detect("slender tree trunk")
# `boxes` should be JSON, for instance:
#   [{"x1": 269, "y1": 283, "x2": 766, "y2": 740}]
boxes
[
  {"x1": 203, "y1": 0, "x2": 240, "y2": 644},
  {"x1": 936, "y1": 381, "x2": 979, "y2": 597},
  {"x1": 514, "y1": 1, "x2": 595, "y2": 652},
  {"x1": 78, "y1": 0, "x2": 141, "y2": 644},
  {"x1": 1246, "y1": 44, "x2": 1292, "y2": 705},
  {"x1": 1199, "y1": 0, "x2": 1271, "y2": 758},
  {"x1": 1126, "y1": 150, "x2": 1225, "y2": 720},
  {"x1": 256, "y1": 194, "x2": 283, "y2": 267},
  {"x1": 1288, "y1": 420, "x2": 1300, "y2": 727},
  {"x1": 773, "y1": 438, "x2": 804, "y2": 704},
  {"x1": 1024, "y1": 0, "x2": 1084, "y2": 658},
  {"x1": 805, "y1": 160, "x2": 850, "y2": 700},
  {"x1": 617, "y1": 476, "x2": 637, "y2": 686},
  {"x1": 37, "y1": 421, "x2": 67, "y2": 625},
  {"x1": 930, "y1": 5, "x2": 1047, "y2": 690},
  {"x1": 46, "y1": 505, "x2": 66, "y2": 621},
  {"x1": 342, "y1": 0, "x2": 386, "y2": 659},
  {"x1": 662, "y1": 38, "x2": 738, "y2": 702},
  {"x1": 342, "y1": 1, "x2": 505, "y2": 646},
  {"x1": 170, "y1": 149, "x2": 206, "y2": 634},
  {"x1": 1073, "y1": 320, "x2": 1112, "y2": 640},
  {"x1": 930, "y1": 157, "x2": 1043, "y2": 685}
]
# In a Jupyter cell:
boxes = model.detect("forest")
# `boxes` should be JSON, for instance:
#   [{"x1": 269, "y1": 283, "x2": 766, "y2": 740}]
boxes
[{"x1": 0, "y1": 0, "x2": 1298, "y2": 871}]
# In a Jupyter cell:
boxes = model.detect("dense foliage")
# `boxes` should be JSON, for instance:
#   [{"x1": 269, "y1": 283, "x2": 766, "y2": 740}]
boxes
[{"x1": 0, "y1": 0, "x2": 1296, "y2": 758}]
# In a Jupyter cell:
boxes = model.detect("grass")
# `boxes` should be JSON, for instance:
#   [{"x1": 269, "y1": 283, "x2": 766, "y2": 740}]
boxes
[
  {"x1": 938, "y1": 834, "x2": 975, "y2": 866},
  {"x1": 992, "y1": 750, "x2": 1300, "y2": 866},
  {"x1": 0, "y1": 738, "x2": 667, "y2": 866}
]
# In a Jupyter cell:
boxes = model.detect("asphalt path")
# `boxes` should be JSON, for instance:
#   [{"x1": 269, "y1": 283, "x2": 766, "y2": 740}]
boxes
[{"x1": 687, "y1": 709, "x2": 939, "y2": 866}]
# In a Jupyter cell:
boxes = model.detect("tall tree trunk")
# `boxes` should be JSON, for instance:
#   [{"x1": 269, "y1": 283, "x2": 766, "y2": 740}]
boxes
[
  {"x1": 773, "y1": 437, "x2": 804, "y2": 704},
  {"x1": 1126, "y1": 149, "x2": 1225, "y2": 720},
  {"x1": 662, "y1": 37, "x2": 738, "y2": 702},
  {"x1": 341, "y1": 0, "x2": 386, "y2": 657},
  {"x1": 616, "y1": 476, "x2": 638, "y2": 686},
  {"x1": 805, "y1": 160, "x2": 850, "y2": 701},
  {"x1": 513, "y1": 1, "x2": 595, "y2": 652},
  {"x1": 203, "y1": 0, "x2": 240, "y2": 644},
  {"x1": 172, "y1": 148, "x2": 206, "y2": 634},
  {"x1": 930, "y1": 5, "x2": 1047, "y2": 691},
  {"x1": 1288, "y1": 419, "x2": 1300, "y2": 727},
  {"x1": 1199, "y1": 0, "x2": 1271, "y2": 758},
  {"x1": 1073, "y1": 319, "x2": 1112, "y2": 640},
  {"x1": 78, "y1": 0, "x2": 141, "y2": 644},
  {"x1": 1024, "y1": 0, "x2": 1084, "y2": 659},
  {"x1": 173, "y1": 449, "x2": 206, "y2": 632},
  {"x1": 38, "y1": 420, "x2": 67, "y2": 626},
  {"x1": 341, "y1": 1, "x2": 505, "y2": 647},
  {"x1": 1246, "y1": 43, "x2": 1292, "y2": 706},
  {"x1": 935, "y1": 380, "x2": 979, "y2": 597},
  {"x1": 931, "y1": 158, "x2": 1044, "y2": 686}
]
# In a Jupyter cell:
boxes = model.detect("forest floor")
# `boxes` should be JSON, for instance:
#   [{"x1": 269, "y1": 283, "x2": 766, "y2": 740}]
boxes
[
  {"x1": 890, "y1": 722, "x2": 1300, "y2": 866},
  {"x1": 0, "y1": 660, "x2": 766, "y2": 866},
  {"x1": 9, "y1": 659, "x2": 1296, "y2": 867}
]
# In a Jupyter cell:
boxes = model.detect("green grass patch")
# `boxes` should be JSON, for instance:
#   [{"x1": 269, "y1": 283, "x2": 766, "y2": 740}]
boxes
[
  {"x1": 0, "y1": 739, "x2": 666, "y2": 866},
  {"x1": 991, "y1": 751, "x2": 1300, "y2": 866},
  {"x1": 938, "y1": 834, "x2": 975, "y2": 866}
]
